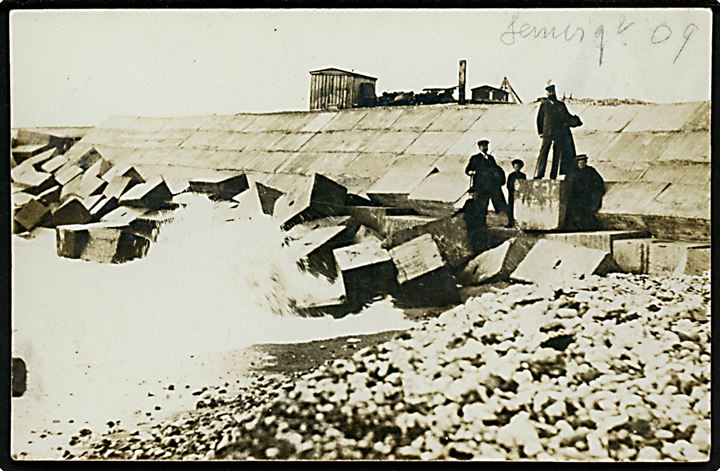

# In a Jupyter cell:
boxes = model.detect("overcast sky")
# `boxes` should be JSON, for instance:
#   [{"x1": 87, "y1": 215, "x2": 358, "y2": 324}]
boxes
[{"x1": 10, "y1": 8, "x2": 712, "y2": 127}]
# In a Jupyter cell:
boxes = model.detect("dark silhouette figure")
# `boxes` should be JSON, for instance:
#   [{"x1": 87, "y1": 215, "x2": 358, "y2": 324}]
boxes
[
  {"x1": 464, "y1": 139, "x2": 506, "y2": 250},
  {"x1": 506, "y1": 159, "x2": 527, "y2": 228},
  {"x1": 566, "y1": 154, "x2": 605, "y2": 231},
  {"x1": 534, "y1": 83, "x2": 582, "y2": 179}
]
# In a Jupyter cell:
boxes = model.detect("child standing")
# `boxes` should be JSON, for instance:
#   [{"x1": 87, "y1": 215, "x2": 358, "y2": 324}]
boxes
[{"x1": 506, "y1": 159, "x2": 527, "y2": 228}]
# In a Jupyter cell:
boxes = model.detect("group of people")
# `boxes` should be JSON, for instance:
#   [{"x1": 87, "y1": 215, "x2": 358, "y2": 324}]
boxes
[{"x1": 464, "y1": 82, "x2": 605, "y2": 244}]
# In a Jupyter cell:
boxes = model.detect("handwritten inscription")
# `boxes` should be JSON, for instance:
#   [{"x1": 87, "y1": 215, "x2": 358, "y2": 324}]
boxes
[{"x1": 500, "y1": 14, "x2": 700, "y2": 66}]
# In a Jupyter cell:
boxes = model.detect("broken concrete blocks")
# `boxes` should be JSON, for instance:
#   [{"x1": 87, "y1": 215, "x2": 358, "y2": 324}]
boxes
[
  {"x1": 189, "y1": 174, "x2": 249, "y2": 200},
  {"x1": 118, "y1": 177, "x2": 173, "y2": 210},
  {"x1": 510, "y1": 239, "x2": 617, "y2": 285},
  {"x1": 52, "y1": 197, "x2": 92, "y2": 226},
  {"x1": 14, "y1": 198, "x2": 50, "y2": 232},
  {"x1": 459, "y1": 237, "x2": 536, "y2": 285},
  {"x1": 333, "y1": 241, "x2": 398, "y2": 307},
  {"x1": 514, "y1": 179, "x2": 569, "y2": 231},
  {"x1": 88, "y1": 196, "x2": 119, "y2": 220},
  {"x1": 389, "y1": 233, "x2": 459, "y2": 306},
  {"x1": 56, "y1": 222, "x2": 151, "y2": 263},
  {"x1": 275, "y1": 174, "x2": 348, "y2": 229}
]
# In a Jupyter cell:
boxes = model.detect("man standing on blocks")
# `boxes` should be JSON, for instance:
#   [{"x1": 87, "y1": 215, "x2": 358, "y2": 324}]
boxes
[{"x1": 534, "y1": 81, "x2": 583, "y2": 179}]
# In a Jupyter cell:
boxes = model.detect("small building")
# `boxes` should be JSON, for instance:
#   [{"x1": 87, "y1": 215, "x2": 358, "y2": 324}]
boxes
[
  {"x1": 309, "y1": 68, "x2": 377, "y2": 111},
  {"x1": 471, "y1": 85, "x2": 510, "y2": 103}
]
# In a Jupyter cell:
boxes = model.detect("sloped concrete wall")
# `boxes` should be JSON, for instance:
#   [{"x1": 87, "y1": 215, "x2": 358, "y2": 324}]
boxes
[{"x1": 65, "y1": 100, "x2": 710, "y2": 239}]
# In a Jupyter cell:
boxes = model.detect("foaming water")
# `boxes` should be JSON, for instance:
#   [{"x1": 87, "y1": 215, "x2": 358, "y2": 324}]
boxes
[{"x1": 12, "y1": 195, "x2": 413, "y2": 374}]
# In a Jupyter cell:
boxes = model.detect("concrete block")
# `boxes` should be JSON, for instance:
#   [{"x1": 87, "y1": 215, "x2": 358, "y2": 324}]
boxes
[
  {"x1": 612, "y1": 238, "x2": 657, "y2": 274},
  {"x1": 101, "y1": 164, "x2": 145, "y2": 184},
  {"x1": 100, "y1": 206, "x2": 151, "y2": 225},
  {"x1": 24, "y1": 147, "x2": 58, "y2": 170},
  {"x1": 345, "y1": 206, "x2": 414, "y2": 234},
  {"x1": 514, "y1": 179, "x2": 569, "y2": 231},
  {"x1": 119, "y1": 177, "x2": 173, "y2": 210},
  {"x1": 11, "y1": 166, "x2": 56, "y2": 195},
  {"x1": 81, "y1": 195, "x2": 105, "y2": 215},
  {"x1": 510, "y1": 239, "x2": 617, "y2": 285},
  {"x1": 76, "y1": 147, "x2": 105, "y2": 170},
  {"x1": 12, "y1": 143, "x2": 51, "y2": 163},
  {"x1": 130, "y1": 210, "x2": 176, "y2": 242},
  {"x1": 37, "y1": 185, "x2": 62, "y2": 205},
  {"x1": 333, "y1": 241, "x2": 398, "y2": 307},
  {"x1": 541, "y1": 230, "x2": 649, "y2": 254},
  {"x1": 54, "y1": 164, "x2": 83, "y2": 186},
  {"x1": 83, "y1": 158, "x2": 114, "y2": 180},
  {"x1": 60, "y1": 175, "x2": 85, "y2": 202},
  {"x1": 353, "y1": 225, "x2": 384, "y2": 245},
  {"x1": 89, "y1": 196, "x2": 119, "y2": 221},
  {"x1": 103, "y1": 176, "x2": 139, "y2": 200},
  {"x1": 387, "y1": 213, "x2": 477, "y2": 266},
  {"x1": 389, "y1": 233, "x2": 459, "y2": 307},
  {"x1": 408, "y1": 171, "x2": 468, "y2": 217},
  {"x1": 41, "y1": 154, "x2": 69, "y2": 174},
  {"x1": 274, "y1": 174, "x2": 348, "y2": 229},
  {"x1": 188, "y1": 174, "x2": 249, "y2": 200},
  {"x1": 52, "y1": 197, "x2": 92, "y2": 226},
  {"x1": 14, "y1": 198, "x2": 50, "y2": 232},
  {"x1": 254, "y1": 182, "x2": 284, "y2": 215},
  {"x1": 381, "y1": 215, "x2": 438, "y2": 240},
  {"x1": 74, "y1": 175, "x2": 108, "y2": 200},
  {"x1": 459, "y1": 237, "x2": 535, "y2": 285},
  {"x1": 648, "y1": 241, "x2": 711, "y2": 277},
  {"x1": 56, "y1": 222, "x2": 151, "y2": 263},
  {"x1": 290, "y1": 225, "x2": 354, "y2": 280}
]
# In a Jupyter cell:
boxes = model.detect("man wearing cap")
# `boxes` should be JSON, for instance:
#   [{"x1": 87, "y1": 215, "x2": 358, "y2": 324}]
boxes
[
  {"x1": 534, "y1": 82, "x2": 582, "y2": 179},
  {"x1": 565, "y1": 154, "x2": 605, "y2": 230},
  {"x1": 464, "y1": 139, "x2": 506, "y2": 249}
]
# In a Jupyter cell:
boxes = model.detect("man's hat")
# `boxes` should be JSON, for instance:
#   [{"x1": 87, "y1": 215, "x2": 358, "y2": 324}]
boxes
[
  {"x1": 545, "y1": 80, "x2": 556, "y2": 92},
  {"x1": 477, "y1": 139, "x2": 489, "y2": 146},
  {"x1": 576, "y1": 154, "x2": 589, "y2": 161},
  {"x1": 511, "y1": 159, "x2": 524, "y2": 168}
]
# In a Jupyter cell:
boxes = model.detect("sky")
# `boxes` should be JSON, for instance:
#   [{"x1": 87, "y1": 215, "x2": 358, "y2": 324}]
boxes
[{"x1": 10, "y1": 8, "x2": 712, "y2": 127}]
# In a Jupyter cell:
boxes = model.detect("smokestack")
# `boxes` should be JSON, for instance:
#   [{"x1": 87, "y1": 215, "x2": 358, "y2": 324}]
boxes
[{"x1": 458, "y1": 59, "x2": 467, "y2": 105}]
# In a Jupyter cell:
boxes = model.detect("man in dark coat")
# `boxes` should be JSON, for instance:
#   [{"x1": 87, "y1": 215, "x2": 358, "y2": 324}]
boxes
[
  {"x1": 464, "y1": 139, "x2": 506, "y2": 250},
  {"x1": 534, "y1": 83, "x2": 582, "y2": 179},
  {"x1": 565, "y1": 154, "x2": 605, "y2": 231},
  {"x1": 506, "y1": 159, "x2": 527, "y2": 228}
]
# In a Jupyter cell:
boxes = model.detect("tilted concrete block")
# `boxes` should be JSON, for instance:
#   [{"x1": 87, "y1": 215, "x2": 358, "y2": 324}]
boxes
[
  {"x1": 56, "y1": 222, "x2": 151, "y2": 263},
  {"x1": 88, "y1": 196, "x2": 119, "y2": 221},
  {"x1": 101, "y1": 164, "x2": 145, "y2": 184},
  {"x1": 100, "y1": 206, "x2": 151, "y2": 225},
  {"x1": 54, "y1": 164, "x2": 83, "y2": 186},
  {"x1": 62, "y1": 174, "x2": 107, "y2": 201},
  {"x1": 14, "y1": 198, "x2": 50, "y2": 232},
  {"x1": 255, "y1": 182, "x2": 284, "y2": 215},
  {"x1": 130, "y1": 210, "x2": 176, "y2": 242},
  {"x1": 37, "y1": 185, "x2": 62, "y2": 205},
  {"x1": 459, "y1": 237, "x2": 536, "y2": 285},
  {"x1": 119, "y1": 177, "x2": 173, "y2": 210},
  {"x1": 274, "y1": 174, "x2": 348, "y2": 229},
  {"x1": 188, "y1": 174, "x2": 249, "y2": 200},
  {"x1": 41, "y1": 154, "x2": 69, "y2": 174},
  {"x1": 381, "y1": 215, "x2": 439, "y2": 240},
  {"x1": 83, "y1": 158, "x2": 114, "y2": 180},
  {"x1": 389, "y1": 233, "x2": 459, "y2": 307},
  {"x1": 510, "y1": 239, "x2": 617, "y2": 285},
  {"x1": 103, "y1": 176, "x2": 139, "y2": 200},
  {"x1": 11, "y1": 166, "x2": 57, "y2": 195},
  {"x1": 290, "y1": 225, "x2": 355, "y2": 281},
  {"x1": 24, "y1": 148, "x2": 58, "y2": 170},
  {"x1": 52, "y1": 197, "x2": 92, "y2": 226},
  {"x1": 345, "y1": 206, "x2": 414, "y2": 234},
  {"x1": 333, "y1": 241, "x2": 398, "y2": 308},
  {"x1": 514, "y1": 179, "x2": 570, "y2": 231}
]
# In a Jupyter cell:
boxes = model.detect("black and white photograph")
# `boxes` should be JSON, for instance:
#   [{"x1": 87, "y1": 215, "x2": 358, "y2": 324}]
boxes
[{"x1": 8, "y1": 7, "x2": 712, "y2": 462}]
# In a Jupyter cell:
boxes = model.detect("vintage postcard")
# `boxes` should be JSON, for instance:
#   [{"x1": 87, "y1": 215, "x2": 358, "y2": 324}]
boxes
[{"x1": 8, "y1": 7, "x2": 711, "y2": 462}]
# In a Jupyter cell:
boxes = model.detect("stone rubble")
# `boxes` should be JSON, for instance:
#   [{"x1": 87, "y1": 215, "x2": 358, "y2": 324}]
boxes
[{"x1": 71, "y1": 271, "x2": 710, "y2": 461}]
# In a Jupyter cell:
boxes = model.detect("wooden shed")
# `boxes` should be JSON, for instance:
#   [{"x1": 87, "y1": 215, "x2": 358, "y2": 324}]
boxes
[
  {"x1": 471, "y1": 85, "x2": 510, "y2": 103},
  {"x1": 309, "y1": 68, "x2": 377, "y2": 111}
]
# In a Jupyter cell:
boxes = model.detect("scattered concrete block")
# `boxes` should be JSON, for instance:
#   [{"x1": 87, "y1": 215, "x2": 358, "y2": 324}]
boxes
[
  {"x1": 333, "y1": 241, "x2": 398, "y2": 307},
  {"x1": 612, "y1": 238, "x2": 657, "y2": 274},
  {"x1": 345, "y1": 206, "x2": 414, "y2": 234},
  {"x1": 389, "y1": 234, "x2": 459, "y2": 307},
  {"x1": 81, "y1": 195, "x2": 105, "y2": 215},
  {"x1": 11, "y1": 166, "x2": 57, "y2": 195},
  {"x1": 381, "y1": 215, "x2": 438, "y2": 240},
  {"x1": 255, "y1": 182, "x2": 284, "y2": 215},
  {"x1": 14, "y1": 198, "x2": 50, "y2": 232},
  {"x1": 52, "y1": 197, "x2": 92, "y2": 226},
  {"x1": 290, "y1": 225, "x2": 354, "y2": 280},
  {"x1": 24, "y1": 147, "x2": 58, "y2": 170},
  {"x1": 37, "y1": 185, "x2": 62, "y2": 205},
  {"x1": 56, "y1": 222, "x2": 152, "y2": 263},
  {"x1": 514, "y1": 179, "x2": 570, "y2": 231},
  {"x1": 41, "y1": 154, "x2": 69, "y2": 174},
  {"x1": 100, "y1": 206, "x2": 151, "y2": 225},
  {"x1": 119, "y1": 177, "x2": 173, "y2": 210},
  {"x1": 55, "y1": 164, "x2": 83, "y2": 186},
  {"x1": 407, "y1": 171, "x2": 469, "y2": 217},
  {"x1": 83, "y1": 158, "x2": 114, "y2": 180},
  {"x1": 88, "y1": 196, "x2": 119, "y2": 220},
  {"x1": 541, "y1": 230, "x2": 649, "y2": 254},
  {"x1": 274, "y1": 174, "x2": 348, "y2": 229},
  {"x1": 62, "y1": 174, "x2": 107, "y2": 201},
  {"x1": 648, "y1": 241, "x2": 711, "y2": 277},
  {"x1": 288, "y1": 215, "x2": 357, "y2": 238},
  {"x1": 387, "y1": 213, "x2": 477, "y2": 266},
  {"x1": 101, "y1": 164, "x2": 145, "y2": 184},
  {"x1": 12, "y1": 143, "x2": 51, "y2": 163},
  {"x1": 459, "y1": 237, "x2": 536, "y2": 285},
  {"x1": 13, "y1": 192, "x2": 36, "y2": 210},
  {"x1": 130, "y1": 210, "x2": 176, "y2": 242},
  {"x1": 510, "y1": 239, "x2": 617, "y2": 284},
  {"x1": 188, "y1": 174, "x2": 249, "y2": 200},
  {"x1": 103, "y1": 176, "x2": 139, "y2": 200},
  {"x1": 76, "y1": 147, "x2": 105, "y2": 170}
]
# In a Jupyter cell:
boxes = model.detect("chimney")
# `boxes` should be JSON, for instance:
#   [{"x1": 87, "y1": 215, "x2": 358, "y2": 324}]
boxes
[{"x1": 458, "y1": 59, "x2": 467, "y2": 105}]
